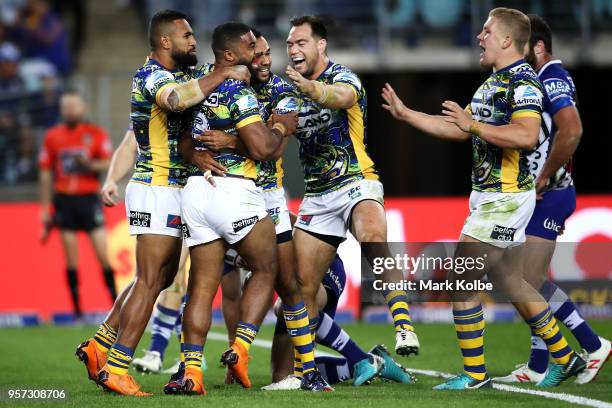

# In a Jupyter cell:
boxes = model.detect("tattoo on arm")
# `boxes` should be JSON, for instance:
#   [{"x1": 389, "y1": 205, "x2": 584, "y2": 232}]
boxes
[{"x1": 167, "y1": 89, "x2": 180, "y2": 111}]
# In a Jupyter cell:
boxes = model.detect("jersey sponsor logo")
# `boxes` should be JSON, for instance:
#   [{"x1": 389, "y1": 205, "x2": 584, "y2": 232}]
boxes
[
  {"x1": 543, "y1": 218, "x2": 562, "y2": 233},
  {"x1": 298, "y1": 214, "x2": 313, "y2": 226},
  {"x1": 514, "y1": 85, "x2": 543, "y2": 107},
  {"x1": 275, "y1": 97, "x2": 299, "y2": 114},
  {"x1": 472, "y1": 104, "x2": 492, "y2": 118},
  {"x1": 166, "y1": 214, "x2": 182, "y2": 229},
  {"x1": 232, "y1": 215, "x2": 259, "y2": 233},
  {"x1": 490, "y1": 224, "x2": 516, "y2": 241},
  {"x1": 325, "y1": 269, "x2": 344, "y2": 294},
  {"x1": 298, "y1": 110, "x2": 332, "y2": 130},
  {"x1": 129, "y1": 211, "x2": 151, "y2": 227},
  {"x1": 235, "y1": 94, "x2": 259, "y2": 112},
  {"x1": 203, "y1": 93, "x2": 219, "y2": 107},
  {"x1": 543, "y1": 78, "x2": 572, "y2": 102}
]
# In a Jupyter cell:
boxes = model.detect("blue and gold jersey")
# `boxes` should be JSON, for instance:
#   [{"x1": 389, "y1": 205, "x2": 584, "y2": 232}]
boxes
[
  {"x1": 253, "y1": 73, "x2": 299, "y2": 191},
  {"x1": 468, "y1": 59, "x2": 543, "y2": 193},
  {"x1": 130, "y1": 58, "x2": 191, "y2": 187},
  {"x1": 191, "y1": 64, "x2": 263, "y2": 179},
  {"x1": 296, "y1": 62, "x2": 378, "y2": 196}
]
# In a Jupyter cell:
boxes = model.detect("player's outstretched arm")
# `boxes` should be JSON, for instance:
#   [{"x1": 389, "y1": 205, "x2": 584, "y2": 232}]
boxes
[
  {"x1": 193, "y1": 129, "x2": 249, "y2": 156},
  {"x1": 286, "y1": 65, "x2": 355, "y2": 109},
  {"x1": 382, "y1": 83, "x2": 470, "y2": 141},
  {"x1": 442, "y1": 100, "x2": 539, "y2": 150},
  {"x1": 159, "y1": 65, "x2": 251, "y2": 112},
  {"x1": 100, "y1": 129, "x2": 137, "y2": 206},
  {"x1": 535, "y1": 106, "x2": 582, "y2": 192},
  {"x1": 178, "y1": 132, "x2": 227, "y2": 186}
]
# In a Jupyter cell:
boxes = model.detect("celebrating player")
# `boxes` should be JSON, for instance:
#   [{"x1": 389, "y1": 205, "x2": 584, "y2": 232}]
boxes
[
  {"x1": 495, "y1": 14, "x2": 611, "y2": 385},
  {"x1": 164, "y1": 22, "x2": 330, "y2": 395},
  {"x1": 285, "y1": 15, "x2": 419, "y2": 358},
  {"x1": 75, "y1": 10, "x2": 249, "y2": 396},
  {"x1": 382, "y1": 8, "x2": 585, "y2": 389}
]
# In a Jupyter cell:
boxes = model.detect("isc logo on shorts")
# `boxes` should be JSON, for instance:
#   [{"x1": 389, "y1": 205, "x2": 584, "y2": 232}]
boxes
[
  {"x1": 232, "y1": 216, "x2": 259, "y2": 233},
  {"x1": 348, "y1": 186, "x2": 362, "y2": 200},
  {"x1": 490, "y1": 224, "x2": 517, "y2": 242},
  {"x1": 129, "y1": 211, "x2": 151, "y2": 227}
]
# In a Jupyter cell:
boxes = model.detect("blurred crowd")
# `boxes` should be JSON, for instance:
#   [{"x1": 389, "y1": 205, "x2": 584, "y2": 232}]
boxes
[{"x1": 0, "y1": 0, "x2": 82, "y2": 185}]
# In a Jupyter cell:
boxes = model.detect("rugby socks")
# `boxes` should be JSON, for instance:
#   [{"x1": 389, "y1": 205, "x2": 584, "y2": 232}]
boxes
[
  {"x1": 316, "y1": 312, "x2": 370, "y2": 366},
  {"x1": 235, "y1": 321, "x2": 259, "y2": 352},
  {"x1": 384, "y1": 290, "x2": 414, "y2": 332},
  {"x1": 541, "y1": 281, "x2": 602, "y2": 353},
  {"x1": 282, "y1": 301, "x2": 316, "y2": 374},
  {"x1": 149, "y1": 304, "x2": 180, "y2": 360},
  {"x1": 93, "y1": 322, "x2": 117, "y2": 353},
  {"x1": 66, "y1": 267, "x2": 81, "y2": 316},
  {"x1": 174, "y1": 295, "x2": 187, "y2": 341},
  {"x1": 316, "y1": 356, "x2": 352, "y2": 384},
  {"x1": 526, "y1": 307, "x2": 574, "y2": 365},
  {"x1": 107, "y1": 343, "x2": 134, "y2": 375},
  {"x1": 453, "y1": 305, "x2": 486, "y2": 381},
  {"x1": 102, "y1": 267, "x2": 117, "y2": 301},
  {"x1": 528, "y1": 331, "x2": 549, "y2": 374},
  {"x1": 181, "y1": 343, "x2": 204, "y2": 371}
]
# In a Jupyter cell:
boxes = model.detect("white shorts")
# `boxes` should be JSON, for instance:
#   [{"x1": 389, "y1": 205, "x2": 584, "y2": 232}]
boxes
[
  {"x1": 262, "y1": 188, "x2": 292, "y2": 237},
  {"x1": 296, "y1": 179, "x2": 384, "y2": 239},
  {"x1": 125, "y1": 182, "x2": 183, "y2": 237},
  {"x1": 461, "y1": 190, "x2": 536, "y2": 248},
  {"x1": 182, "y1": 176, "x2": 268, "y2": 247}
]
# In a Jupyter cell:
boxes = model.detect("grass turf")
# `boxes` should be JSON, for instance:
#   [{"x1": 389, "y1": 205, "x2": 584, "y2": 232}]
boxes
[{"x1": 0, "y1": 321, "x2": 610, "y2": 407}]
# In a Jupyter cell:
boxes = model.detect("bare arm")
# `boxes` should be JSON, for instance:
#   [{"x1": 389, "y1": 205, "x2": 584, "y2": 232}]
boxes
[
  {"x1": 442, "y1": 100, "x2": 540, "y2": 149},
  {"x1": 39, "y1": 168, "x2": 53, "y2": 241},
  {"x1": 160, "y1": 66, "x2": 251, "y2": 112},
  {"x1": 193, "y1": 130, "x2": 250, "y2": 157},
  {"x1": 237, "y1": 112, "x2": 297, "y2": 161},
  {"x1": 286, "y1": 65, "x2": 355, "y2": 109},
  {"x1": 381, "y1": 83, "x2": 470, "y2": 141},
  {"x1": 100, "y1": 129, "x2": 137, "y2": 206},
  {"x1": 535, "y1": 106, "x2": 582, "y2": 191},
  {"x1": 178, "y1": 132, "x2": 227, "y2": 186}
]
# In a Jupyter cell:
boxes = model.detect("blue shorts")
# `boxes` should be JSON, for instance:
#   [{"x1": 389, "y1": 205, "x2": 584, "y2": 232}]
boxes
[
  {"x1": 525, "y1": 186, "x2": 576, "y2": 240},
  {"x1": 321, "y1": 255, "x2": 346, "y2": 318}
]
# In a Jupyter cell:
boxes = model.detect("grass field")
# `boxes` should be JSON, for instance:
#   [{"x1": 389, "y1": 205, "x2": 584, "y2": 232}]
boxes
[{"x1": 0, "y1": 321, "x2": 610, "y2": 407}]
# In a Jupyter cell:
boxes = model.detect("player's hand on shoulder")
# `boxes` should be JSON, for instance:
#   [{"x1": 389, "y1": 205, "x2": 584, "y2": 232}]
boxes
[
  {"x1": 270, "y1": 111, "x2": 298, "y2": 135},
  {"x1": 223, "y1": 65, "x2": 251, "y2": 83},
  {"x1": 101, "y1": 181, "x2": 119, "y2": 207},
  {"x1": 381, "y1": 83, "x2": 409, "y2": 120}
]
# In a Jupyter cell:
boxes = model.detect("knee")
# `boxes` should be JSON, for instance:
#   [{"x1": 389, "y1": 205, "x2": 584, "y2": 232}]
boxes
[{"x1": 357, "y1": 229, "x2": 386, "y2": 244}]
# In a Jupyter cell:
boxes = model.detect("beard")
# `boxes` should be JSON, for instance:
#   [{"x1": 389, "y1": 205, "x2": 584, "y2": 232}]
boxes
[
  {"x1": 525, "y1": 47, "x2": 536, "y2": 68},
  {"x1": 172, "y1": 49, "x2": 198, "y2": 69}
]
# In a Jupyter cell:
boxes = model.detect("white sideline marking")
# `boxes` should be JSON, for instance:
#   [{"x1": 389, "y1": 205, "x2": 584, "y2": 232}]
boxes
[{"x1": 207, "y1": 331, "x2": 612, "y2": 408}]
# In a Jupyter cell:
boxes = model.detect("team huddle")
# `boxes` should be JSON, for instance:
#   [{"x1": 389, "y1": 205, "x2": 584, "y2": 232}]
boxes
[{"x1": 73, "y1": 7, "x2": 609, "y2": 397}]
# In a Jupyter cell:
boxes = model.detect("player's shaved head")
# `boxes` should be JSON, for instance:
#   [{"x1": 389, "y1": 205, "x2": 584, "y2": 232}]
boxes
[
  {"x1": 148, "y1": 9, "x2": 190, "y2": 50},
  {"x1": 211, "y1": 22, "x2": 253, "y2": 59},
  {"x1": 489, "y1": 7, "x2": 531, "y2": 54}
]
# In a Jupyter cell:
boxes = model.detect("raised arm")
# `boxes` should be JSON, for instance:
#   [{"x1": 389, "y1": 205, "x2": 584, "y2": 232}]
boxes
[
  {"x1": 158, "y1": 66, "x2": 251, "y2": 112},
  {"x1": 381, "y1": 83, "x2": 470, "y2": 141},
  {"x1": 236, "y1": 113, "x2": 297, "y2": 161},
  {"x1": 286, "y1": 65, "x2": 355, "y2": 109}
]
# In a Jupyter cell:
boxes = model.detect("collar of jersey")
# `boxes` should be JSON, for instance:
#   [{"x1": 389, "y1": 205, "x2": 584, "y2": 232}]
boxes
[
  {"x1": 147, "y1": 57, "x2": 182, "y2": 73},
  {"x1": 537, "y1": 59, "x2": 562, "y2": 76},
  {"x1": 495, "y1": 58, "x2": 527, "y2": 74},
  {"x1": 315, "y1": 60, "x2": 334, "y2": 81}
]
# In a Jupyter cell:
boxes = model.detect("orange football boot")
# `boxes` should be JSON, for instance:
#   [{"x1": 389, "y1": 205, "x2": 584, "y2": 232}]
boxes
[
  {"x1": 220, "y1": 342, "x2": 251, "y2": 388},
  {"x1": 75, "y1": 339, "x2": 107, "y2": 382},
  {"x1": 96, "y1": 364, "x2": 152, "y2": 396},
  {"x1": 182, "y1": 367, "x2": 207, "y2": 395}
]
